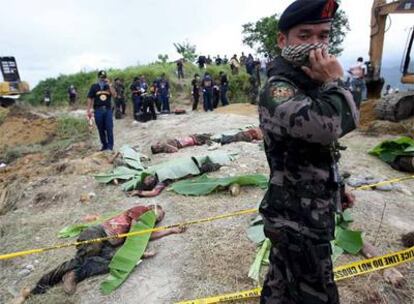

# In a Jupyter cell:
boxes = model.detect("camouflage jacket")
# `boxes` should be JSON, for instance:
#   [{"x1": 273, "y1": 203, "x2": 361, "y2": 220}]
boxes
[{"x1": 259, "y1": 57, "x2": 359, "y2": 240}]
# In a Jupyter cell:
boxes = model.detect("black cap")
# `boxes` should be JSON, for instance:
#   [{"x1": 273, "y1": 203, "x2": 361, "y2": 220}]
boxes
[
  {"x1": 279, "y1": 0, "x2": 339, "y2": 32},
  {"x1": 98, "y1": 70, "x2": 107, "y2": 78}
]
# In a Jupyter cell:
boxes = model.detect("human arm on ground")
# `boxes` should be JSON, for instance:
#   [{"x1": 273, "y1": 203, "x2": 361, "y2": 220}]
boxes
[
  {"x1": 129, "y1": 183, "x2": 167, "y2": 198},
  {"x1": 150, "y1": 226, "x2": 187, "y2": 240}
]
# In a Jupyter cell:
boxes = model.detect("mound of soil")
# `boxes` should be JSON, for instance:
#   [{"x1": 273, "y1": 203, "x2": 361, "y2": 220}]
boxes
[
  {"x1": 359, "y1": 99, "x2": 414, "y2": 136},
  {"x1": 214, "y1": 103, "x2": 258, "y2": 117},
  {"x1": 359, "y1": 99, "x2": 378, "y2": 128},
  {"x1": 0, "y1": 107, "x2": 56, "y2": 151}
]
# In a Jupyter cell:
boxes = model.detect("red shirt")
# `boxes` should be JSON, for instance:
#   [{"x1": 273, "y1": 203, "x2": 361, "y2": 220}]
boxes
[{"x1": 102, "y1": 205, "x2": 151, "y2": 245}]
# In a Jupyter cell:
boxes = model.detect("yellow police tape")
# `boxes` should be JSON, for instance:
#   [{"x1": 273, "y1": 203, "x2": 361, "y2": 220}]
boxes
[
  {"x1": 1, "y1": 174, "x2": 413, "y2": 261},
  {"x1": 0, "y1": 208, "x2": 258, "y2": 260},
  {"x1": 176, "y1": 246, "x2": 414, "y2": 304},
  {"x1": 176, "y1": 288, "x2": 263, "y2": 304},
  {"x1": 354, "y1": 175, "x2": 414, "y2": 190}
]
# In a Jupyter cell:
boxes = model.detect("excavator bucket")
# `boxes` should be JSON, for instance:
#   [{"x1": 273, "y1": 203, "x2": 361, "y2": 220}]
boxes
[{"x1": 0, "y1": 57, "x2": 21, "y2": 82}]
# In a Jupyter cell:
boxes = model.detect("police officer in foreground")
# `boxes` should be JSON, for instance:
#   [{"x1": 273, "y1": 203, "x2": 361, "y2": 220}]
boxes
[
  {"x1": 258, "y1": 1, "x2": 360, "y2": 303},
  {"x1": 87, "y1": 70, "x2": 116, "y2": 151}
]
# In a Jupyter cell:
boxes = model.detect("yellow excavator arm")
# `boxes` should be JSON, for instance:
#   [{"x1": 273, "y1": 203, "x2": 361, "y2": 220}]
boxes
[{"x1": 367, "y1": 0, "x2": 414, "y2": 98}]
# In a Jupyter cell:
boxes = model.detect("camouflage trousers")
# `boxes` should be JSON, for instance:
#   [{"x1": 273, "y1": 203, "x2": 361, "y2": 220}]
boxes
[{"x1": 260, "y1": 228, "x2": 339, "y2": 304}]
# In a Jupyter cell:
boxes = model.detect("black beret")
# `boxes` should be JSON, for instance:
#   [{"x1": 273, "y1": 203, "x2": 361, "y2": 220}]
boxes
[{"x1": 279, "y1": 0, "x2": 339, "y2": 32}]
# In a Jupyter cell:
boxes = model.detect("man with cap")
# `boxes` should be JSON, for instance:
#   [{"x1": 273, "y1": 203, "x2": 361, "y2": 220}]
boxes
[
  {"x1": 87, "y1": 70, "x2": 116, "y2": 151},
  {"x1": 258, "y1": 1, "x2": 360, "y2": 303}
]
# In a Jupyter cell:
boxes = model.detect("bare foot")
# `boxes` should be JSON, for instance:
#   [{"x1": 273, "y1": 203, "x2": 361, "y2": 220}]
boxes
[
  {"x1": 9, "y1": 287, "x2": 31, "y2": 304},
  {"x1": 62, "y1": 271, "x2": 77, "y2": 295},
  {"x1": 83, "y1": 214, "x2": 100, "y2": 222},
  {"x1": 143, "y1": 251, "x2": 157, "y2": 258},
  {"x1": 383, "y1": 268, "x2": 404, "y2": 288}
]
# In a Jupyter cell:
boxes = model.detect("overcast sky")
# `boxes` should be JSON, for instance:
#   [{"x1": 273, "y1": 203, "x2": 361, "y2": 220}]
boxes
[{"x1": 1, "y1": 0, "x2": 413, "y2": 86}]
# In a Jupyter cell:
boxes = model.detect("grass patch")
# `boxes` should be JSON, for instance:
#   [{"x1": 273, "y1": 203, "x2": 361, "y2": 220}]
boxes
[{"x1": 56, "y1": 116, "x2": 89, "y2": 140}]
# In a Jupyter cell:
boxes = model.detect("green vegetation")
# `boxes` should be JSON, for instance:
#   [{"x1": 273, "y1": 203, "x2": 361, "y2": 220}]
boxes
[
  {"x1": 173, "y1": 40, "x2": 197, "y2": 62},
  {"x1": 242, "y1": 2, "x2": 350, "y2": 57},
  {"x1": 56, "y1": 116, "x2": 89, "y2": 140},
  {"x1": 24, "y1": 62, "x2": 253, "y2": 106}
]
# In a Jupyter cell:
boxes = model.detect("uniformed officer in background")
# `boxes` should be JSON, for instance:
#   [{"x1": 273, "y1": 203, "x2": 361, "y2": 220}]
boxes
[
  {"x1": 87, "y1": 70, "x2": 116, "y2": 151},
  {"x1": 258, "y1": 0, "x2": 360, "y2": 303},
  {"x1": 114, "y1": 78, "x2": 126, "y2": 118}
]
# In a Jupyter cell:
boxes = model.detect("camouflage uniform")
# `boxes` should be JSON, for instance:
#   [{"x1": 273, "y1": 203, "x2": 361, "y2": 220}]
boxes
[{"x1": 259, "y1": 56, "x2": 359, "y2": 303}]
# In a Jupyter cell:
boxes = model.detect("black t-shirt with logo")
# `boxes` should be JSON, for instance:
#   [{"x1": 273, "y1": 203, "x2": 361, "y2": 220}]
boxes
[{"x1": 88, "y1": 83, "x2": 112, "y2": 108}]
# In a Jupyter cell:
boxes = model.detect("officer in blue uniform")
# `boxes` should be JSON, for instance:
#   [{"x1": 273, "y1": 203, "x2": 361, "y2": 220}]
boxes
[
  {"x1": 201, "y1": 72, "x2": 213, "y2": 111},
  {"x1": 130, "y1": 77, "x2": 141, "y2": 116},
  {"x1": 87, "y1": 70, "x2": 116, "y2": 151},
  {"x1": 157, "y1": 73, "x2": 170, "y2": 113}
]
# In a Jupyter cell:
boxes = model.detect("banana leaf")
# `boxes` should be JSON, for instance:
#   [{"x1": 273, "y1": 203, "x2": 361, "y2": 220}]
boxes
[
  {"x1": 192, "y1": 151, "x2": 233, "y2": 168},
  {"x1": 58, "y1": 211, "x2": 121, "y2": 238},
  {"x1": 247, "y1": 223, "x2": 266, "y2": 245},
  {"x1": 331, "y1": 241, "x2": 344, "y2": 263},
  {"x1": 100, "y1": 210, "x2": 156, "y2": 294},
  {"x1": 148, "y1": 157, "x2": 201, "y2": 182},
  {"x1": 248, "y1": 238, "x2": 271, "y2": 281},
  {"x1": 58, "y1": 223, "x2": 90, "y2": 239},
  {"x1": 94, "y1": 166, "x2": 141, "y2": 184},
  {"x1": 120, "y1": 174, "x2": 144, "y2": 192},
  {"x1": 335, "y1": 226, "x2": 363, "y2": 254},
  {"x1": 247, "y1": 211, "x2": 363, "y2": 281},
  {"x1": 369, "y1": 136, "x2": 414, "y2": 163},
  {"x1": 119, "y1": 145, "x2": 144, "y2": 170},
  {"x1": 170, "y1": 174, "x2": 268, "y2": 196}
]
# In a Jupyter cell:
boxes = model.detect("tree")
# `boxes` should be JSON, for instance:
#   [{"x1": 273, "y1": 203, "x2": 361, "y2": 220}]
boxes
[
  {"x1": 242, "y1": 6, "x2": 350, "y2": 57},
  {"x1": 329, "y1": 8, "x2": 350, "y2": 56},
  {"x1": 157, "y1": 54, "x2": 169, "y2": 64},
  {"x1": 242, "y1": 14, "x2": 281, "y2": 58},
  {"x1": 173, "y1": 40, "x2": 197, "y2": 62}
]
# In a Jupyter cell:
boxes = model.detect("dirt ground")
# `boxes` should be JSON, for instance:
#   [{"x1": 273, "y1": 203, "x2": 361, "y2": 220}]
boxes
[
  {"x1": 0, "y1": 107, "x2": 56, "y2": 153},
  {"x1": 0, "y1": 102, "x2": 413, "y2": 304}
]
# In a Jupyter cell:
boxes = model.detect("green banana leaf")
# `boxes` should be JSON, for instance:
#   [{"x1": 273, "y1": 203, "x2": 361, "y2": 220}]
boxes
[
  {"x1": 58, "y1": 211, "x2": 121, "y2": 238},
  {"x1": 58, "y1": 224, "x2": 91, "y2": 239},
  {"x1": 247, "y1": 211, "x2": 363, "y2": 281},
  {"x1": 148, "y1": 157, "x2": 201, "y2": 183},
  {"x1": 119, "y1": 145, "x2": 144, "y2": 170},
  {"x1": 120, "y1": 174, "x2": 145, "y2": 192},
  {"x1": 331, "y1": 242, "x2": 345, "y2": 263},
  {"x1": 95, "y1": 152, "x2": 233, "y2": 191},
  {"x1": 369, "y1": 136, "x2": 414, "y2": 163},
  {"x1": 95, "y1": 166, "x2": 141, "y2": 184},
  {"x1": 192, "y1": 152, "x2": 233, "y2": 168},
  {"x1": 100, "y1": 210, "x2": 156, "y2": 294},
  {"x1": 335, "y1": 226, "x2": 363, "y2": 254},
  {"x1": 247, "y1": 222, "x2": 267, "y2": 244},
  {"x1": 170, "y1": 174, "x2": 268, "y2": 196},
  {"x1": 248, "y1": 238, "x2": 271, "y2": 281}
]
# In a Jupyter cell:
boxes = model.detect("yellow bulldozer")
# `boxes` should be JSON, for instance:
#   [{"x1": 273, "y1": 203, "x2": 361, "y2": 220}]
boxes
[
  {"x1": 366, "y1": 0, "x2": 414, "y2": 121},
  {"x1": 0, "y1": 56, "x2": 30, "y2": 107}
]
